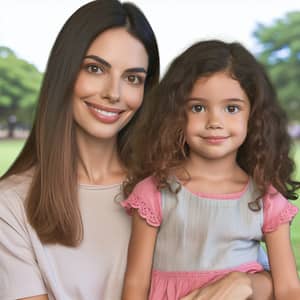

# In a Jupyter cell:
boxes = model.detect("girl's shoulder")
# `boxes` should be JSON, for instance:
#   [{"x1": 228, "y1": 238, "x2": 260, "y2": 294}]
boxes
[
  {"x1": 262, "y1": 185, "x2": 299, "y2": 233},
  {"x1": 132, "y1": 176, "x2": 159, "y2": 195},
  {"x1": 263, "y1": 185, "x2": 287, "y2": 204},
  {"x1": 122, "y1": 176, "x2": 162, "y2": 227}
]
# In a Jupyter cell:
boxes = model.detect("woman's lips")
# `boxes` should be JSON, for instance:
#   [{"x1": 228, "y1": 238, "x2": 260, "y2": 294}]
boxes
[{"x1": 85, "y1": 101, "x2": 124, "y2": 124}]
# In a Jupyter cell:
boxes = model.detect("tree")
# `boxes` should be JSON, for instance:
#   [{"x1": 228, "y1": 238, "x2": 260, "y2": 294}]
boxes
[
  {"x1": 253, "y1": 11, "x2": 300, "y2": 121},
  {"x1": 0, "y1": 46, "x2": 42, "y2": 137}
]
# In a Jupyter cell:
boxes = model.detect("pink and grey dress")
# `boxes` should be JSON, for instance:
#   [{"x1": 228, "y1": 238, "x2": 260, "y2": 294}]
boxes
[{"x1": 122, "y1": 176, "x2": 298, "y2": 300}]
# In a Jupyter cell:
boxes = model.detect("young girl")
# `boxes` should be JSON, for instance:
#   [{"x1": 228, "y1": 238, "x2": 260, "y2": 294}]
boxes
[{"x1": 121, "y1": 40, "x2": 300, "y2": 300}]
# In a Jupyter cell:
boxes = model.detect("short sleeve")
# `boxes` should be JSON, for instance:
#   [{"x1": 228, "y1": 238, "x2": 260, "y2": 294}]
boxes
[
  {"x1": 121, "y1": 177, "x2": 162, "y2": 227},
  {"x1": 0, "y1": 189, "x2": 47, "y2": 299},
  {"x1": 262, "y1": 186, "x2": 299, "y2": 233}
]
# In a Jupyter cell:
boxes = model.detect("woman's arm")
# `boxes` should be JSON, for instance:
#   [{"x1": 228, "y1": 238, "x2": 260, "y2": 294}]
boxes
[
  {"x1": 265, "y1": 223, "x2": 300, "y2": 300},
  {"x1": 122, "y1": 210, "x2": 158, "y2": 300},
  {"x1": 180, "y1": 271, "x2": 274, "y2": 300},
  {"x1": 180, "y1": 272, "x2": 253, "y2": 300},
  {"x1": 0, "y1": 192, "x2": 47, "y2": 299},
  {"x1": 18, "y1": 295, "x2": 48, "y2": 300}
]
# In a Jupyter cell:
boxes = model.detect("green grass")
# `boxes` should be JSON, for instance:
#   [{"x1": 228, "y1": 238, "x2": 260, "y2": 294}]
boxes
[
  {"x1": 292, "y1": 201, "x2": 300, "y2": 274},
  {"x1": 0, "y1": 139, "x2": 299, "y2": 273},
  {"x1": 291, "y1": 141, "x2": 300, "y2": 273},
  {"x1": 0, "y1": 139, "x2": 25, "y2": 176}
]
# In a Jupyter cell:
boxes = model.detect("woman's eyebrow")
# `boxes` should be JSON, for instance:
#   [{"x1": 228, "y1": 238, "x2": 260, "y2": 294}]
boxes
[
  {"x1": 84, "y1": 55, "x2": 147, "y2": 74},
  {"x1": 124, "y1": 67, "x2": 147, "y2": 74},
  {"x1": 84, "y1": 55, "x2": 111, "y2": 68}
]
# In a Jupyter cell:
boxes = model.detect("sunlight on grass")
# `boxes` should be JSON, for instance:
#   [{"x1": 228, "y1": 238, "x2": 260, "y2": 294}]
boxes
[{"x1": 0, "y1": 139, "x2": 25, "y2": 176}]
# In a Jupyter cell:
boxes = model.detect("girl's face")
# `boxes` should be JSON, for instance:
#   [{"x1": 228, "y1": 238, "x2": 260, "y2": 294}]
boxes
[
  {"x1": 73, "y1": 27, "x2": 148, "y2": 142},
  {"x1": 185, "y1": 71, "x2": 250, "y2": 161}
]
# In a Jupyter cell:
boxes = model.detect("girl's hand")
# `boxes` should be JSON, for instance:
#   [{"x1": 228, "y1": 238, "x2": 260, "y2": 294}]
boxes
[
  {"x1": 247, "y1": 271, "x2": 274, "y2": 300},
  {"x1": 180, "y1": 272, "x2": 253, "y2": 300},
  {"x1": 18, "y1": 296, "x2": 49, "y2": 300}
]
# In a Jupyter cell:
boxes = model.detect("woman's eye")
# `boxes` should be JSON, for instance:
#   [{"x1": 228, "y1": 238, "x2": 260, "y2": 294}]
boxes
[
  {"x1": 191, "y1": 105, "x2": 205, "y2": 113},
  {"x1": 225, "y1": 105, "x2": 240, "y2": 113},
  {"x1": 126, "y1": 75, "x2": 144, "y2": 85},
  {"x1": 86, "y1": 64, "x2": 103, "y2": 74}
]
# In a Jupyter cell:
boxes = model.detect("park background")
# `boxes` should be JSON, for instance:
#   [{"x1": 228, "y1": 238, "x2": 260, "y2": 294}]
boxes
[{"x1": 0, "y1": 0, "x2": 299, "y2": 273}]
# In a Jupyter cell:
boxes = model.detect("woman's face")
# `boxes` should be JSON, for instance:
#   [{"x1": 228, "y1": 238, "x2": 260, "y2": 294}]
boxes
[{"x1": 73, "y1": 27, "x2": 148, "y2": 142}]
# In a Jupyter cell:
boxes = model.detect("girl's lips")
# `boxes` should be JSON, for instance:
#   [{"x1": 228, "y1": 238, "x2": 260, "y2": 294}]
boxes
[
  {"x1": 84, "y1": 101, "x2": 125, "y2": 124},
  {"x1": 202, "y1": 136, "x2": 229, "y2": 144}
]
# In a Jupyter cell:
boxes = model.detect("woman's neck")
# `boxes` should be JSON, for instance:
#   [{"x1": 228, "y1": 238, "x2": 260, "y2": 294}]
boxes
[{"x1": 76, "y1": 131, "x2": 126, "y2": 186}]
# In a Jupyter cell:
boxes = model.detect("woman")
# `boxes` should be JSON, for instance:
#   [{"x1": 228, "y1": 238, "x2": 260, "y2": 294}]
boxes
[{"x1": 0, "y1": 1, "x2": 271, "y2": 299}]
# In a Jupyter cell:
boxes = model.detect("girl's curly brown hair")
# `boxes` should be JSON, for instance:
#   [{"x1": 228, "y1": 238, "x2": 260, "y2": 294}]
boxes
[{"x1": 123, "y1": 40, "x2": 300, "y2": 207}]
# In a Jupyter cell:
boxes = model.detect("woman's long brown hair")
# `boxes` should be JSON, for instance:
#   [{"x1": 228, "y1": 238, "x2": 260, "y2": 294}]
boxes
[
  {"x1": 1, "y1": 0, "x2": 159, "y2": 246},
  {"x1": 123, "y1": 40, "x2": 300, "y2": 209}
]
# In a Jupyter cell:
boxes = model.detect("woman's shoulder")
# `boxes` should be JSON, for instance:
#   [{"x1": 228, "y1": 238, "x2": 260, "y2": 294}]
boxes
[{"x1": 0, "y1": 169, "x2": 33, "y2": 209}]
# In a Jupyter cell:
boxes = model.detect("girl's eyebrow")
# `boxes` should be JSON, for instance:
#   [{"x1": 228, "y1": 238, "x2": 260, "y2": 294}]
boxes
[
  {"x1": 224, "y1": 98, "x2": 247, "y2": 102},
  {"x1": 186, "y1": 97, "x2": 247, "y2": 103},
  {"x1": 185, "y1": 97, "x2": 205, "y2": 102},
  {"x1": 84, "y1": 55, "x2": 147, "y2": 74}
]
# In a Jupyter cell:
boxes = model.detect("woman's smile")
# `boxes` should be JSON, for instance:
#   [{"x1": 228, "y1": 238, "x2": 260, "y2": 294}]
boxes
[{"x1": 84, "y1": 101, "x2": 124, "y2": 124}]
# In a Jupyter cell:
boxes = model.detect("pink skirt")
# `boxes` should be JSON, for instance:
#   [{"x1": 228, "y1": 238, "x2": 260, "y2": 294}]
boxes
[{"x1": 149, "y1": 262, "x2": 263, "y2": 300}]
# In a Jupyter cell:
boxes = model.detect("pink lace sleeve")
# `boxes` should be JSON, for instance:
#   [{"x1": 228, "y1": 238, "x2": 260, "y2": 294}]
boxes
[
  {"x1": 121, "y1": 177, "x2": 162, "y2": 227},
  {"x1": 262, "y1": 186, "x2": 299, "y2": 233}
]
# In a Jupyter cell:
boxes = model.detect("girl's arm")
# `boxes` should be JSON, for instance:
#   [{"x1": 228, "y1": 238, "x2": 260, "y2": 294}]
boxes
[
  {"x1": 122, "y1": 210, "x2": 158, "y2": 300},
  {"x1": 265, "y1": 222, "x2": 300, "y2": 300}
]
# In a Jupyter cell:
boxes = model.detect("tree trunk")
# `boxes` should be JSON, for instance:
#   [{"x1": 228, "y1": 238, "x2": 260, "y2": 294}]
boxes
[{"x1": 7, "y1": 115, "x2": 17, "y2": 138}]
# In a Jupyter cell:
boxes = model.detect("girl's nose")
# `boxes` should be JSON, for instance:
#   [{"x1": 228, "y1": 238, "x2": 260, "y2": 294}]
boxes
[
  {"x1": 206, "y1": 122, "x2": 223, "y2": 129},
  {"x1": 205, "y1": 111, "x2": 223, "y2": 129}
]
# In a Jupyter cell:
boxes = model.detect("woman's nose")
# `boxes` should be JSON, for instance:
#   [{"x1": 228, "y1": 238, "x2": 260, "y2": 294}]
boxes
[{"x1": 101, "y1": 76, "x2": 120, "y2": 104}]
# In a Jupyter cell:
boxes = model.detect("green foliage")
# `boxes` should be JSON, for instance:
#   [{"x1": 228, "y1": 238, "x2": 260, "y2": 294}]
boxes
[
  {"x1": 0, "y1": 46, "x2": 42, "y2": 127},
  {"x1": 254, "y1": 11, "x2": 300, "y2": 121}
]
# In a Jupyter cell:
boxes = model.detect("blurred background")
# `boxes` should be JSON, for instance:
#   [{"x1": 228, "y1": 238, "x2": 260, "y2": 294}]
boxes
[{"x1": 0, "y1": 0, "x2": 299, "y2": 271}]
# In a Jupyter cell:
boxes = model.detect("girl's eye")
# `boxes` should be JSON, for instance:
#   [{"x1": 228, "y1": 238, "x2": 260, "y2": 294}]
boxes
[
  {"x1": 225, "y1": 105, "x2": 240, "y2": 114},
  {"x1": 126, "y1": 74, "x2": 144, "y2": 85},
  {"x1": 191, "y1": 104, "x2": 205, "y2": 113},
  {"x1": 86, "y1": 64, "x2": 103, "y2": 74}
]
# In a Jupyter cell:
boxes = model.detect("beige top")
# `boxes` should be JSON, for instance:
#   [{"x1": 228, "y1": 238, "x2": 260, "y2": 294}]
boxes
[{"x1": 0, "y1": 171, "x2": 130, "y2": 300}]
